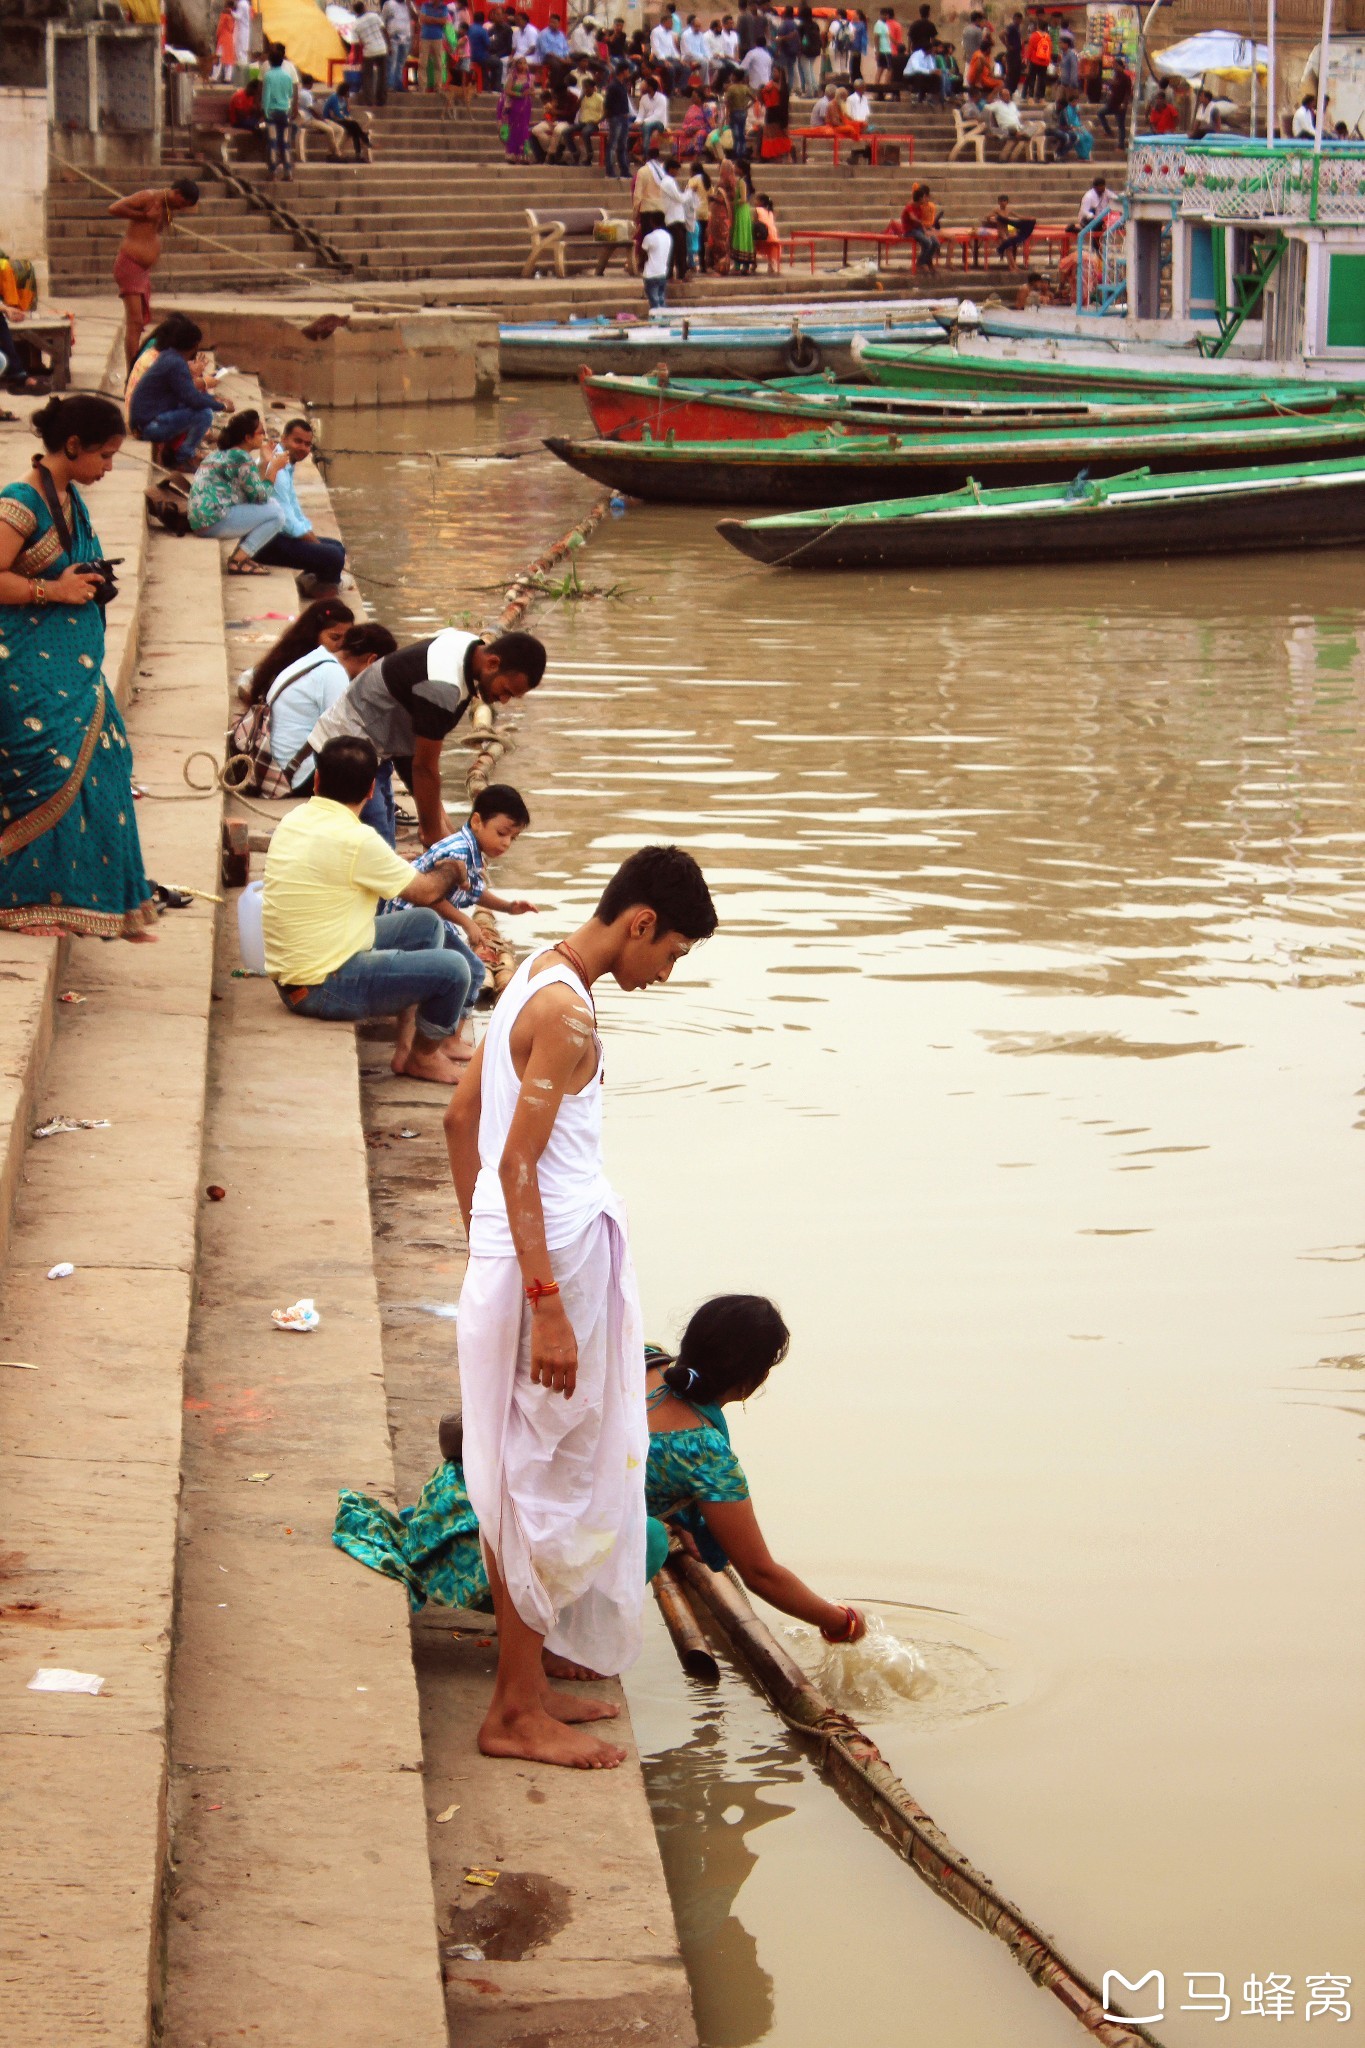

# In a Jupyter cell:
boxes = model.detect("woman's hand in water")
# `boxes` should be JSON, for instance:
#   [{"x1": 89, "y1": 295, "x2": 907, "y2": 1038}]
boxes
[
  {"x1": 530, "y1": 1296, "x2": 578, "y2": 1397},
  {"x1": 819, "y1": 1602, "x2": 866, "y2": 1644}
]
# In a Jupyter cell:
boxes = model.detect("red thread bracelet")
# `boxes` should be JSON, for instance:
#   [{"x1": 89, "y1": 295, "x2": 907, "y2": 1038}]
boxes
[{"x1": 525, "y1": 1277, "x2": 560, "y2": 1306}]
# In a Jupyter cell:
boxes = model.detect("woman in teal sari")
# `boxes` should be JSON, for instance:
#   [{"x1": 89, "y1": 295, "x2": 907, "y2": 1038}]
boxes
[
  {"x1": 335, "y1": 1294, "x2": 866, "y2": 1671},
  {"x1": 0, "y1": 393, "x2": 156, "y2": 939}
]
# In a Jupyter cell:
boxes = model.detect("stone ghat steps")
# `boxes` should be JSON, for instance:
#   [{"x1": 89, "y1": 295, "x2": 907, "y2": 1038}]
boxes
[
  {"x1": 219, "y1": 158, "x2": 1102, "y2": 280},
  {"x1": 233, "y1": 162, "x2": 1104, "y2": 203},
  {"x1": 229, "y1": 161, "x2": 1096, "y2": 282},
  {"x1": 49, "y1": 151, "x2": 1104, "y2": 289},
  {"x1": 47, "y1": 176, "x2": 328, "y2": 291}
]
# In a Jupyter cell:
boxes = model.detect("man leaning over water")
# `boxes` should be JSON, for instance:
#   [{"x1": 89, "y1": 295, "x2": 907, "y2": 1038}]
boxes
[
  {"x1": 444, "y1": 846, "x2": 718, "y2": 1768},
  {"x1": 307, "y1": 624, "x2": 546, "y2": 850}
]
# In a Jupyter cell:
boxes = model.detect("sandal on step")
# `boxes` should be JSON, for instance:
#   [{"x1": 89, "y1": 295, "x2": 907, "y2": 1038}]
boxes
[
  {"x1": 227, "y1": 556, "x2": 267, "y2": 575},
  {"x1": 150, "y1": 882, "x2": 195, "y2": 910}
]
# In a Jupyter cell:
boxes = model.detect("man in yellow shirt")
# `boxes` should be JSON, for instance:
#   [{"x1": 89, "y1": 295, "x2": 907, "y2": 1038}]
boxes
[{"x1": 263, "y1": 735, "x2": 478, "y2": 1084}]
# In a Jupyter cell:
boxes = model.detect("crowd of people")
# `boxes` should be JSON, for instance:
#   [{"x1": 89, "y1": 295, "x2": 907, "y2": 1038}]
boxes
[
  {"x1": 220, "y1": 36, "x2": 379, "y2": 177},
  {"x1": 478, "y1": 7, "x2": 1136, "y2": 176},
  {"x1": 196, "y1": 0, "x2": 1270, "y2": 199}
]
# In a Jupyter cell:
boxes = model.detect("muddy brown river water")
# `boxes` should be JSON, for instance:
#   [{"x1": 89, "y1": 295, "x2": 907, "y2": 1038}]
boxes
[{"x1": 323, "y1": 388, "x2": 1364, "y2": 2048}]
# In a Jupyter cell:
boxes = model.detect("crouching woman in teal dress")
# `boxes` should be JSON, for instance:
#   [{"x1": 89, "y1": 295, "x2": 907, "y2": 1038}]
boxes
[
  {"x1": 334, "y1": 1294, "x2": 866, "y2": 1673},
  {"x1": 0, "y1": 393, "x2": 157, "y2": 940}
]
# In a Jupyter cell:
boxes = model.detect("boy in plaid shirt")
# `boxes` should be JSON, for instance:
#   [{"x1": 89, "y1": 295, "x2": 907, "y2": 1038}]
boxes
[{"x1": 411, "y1": 784, "x2": 537, "y2": 1004}]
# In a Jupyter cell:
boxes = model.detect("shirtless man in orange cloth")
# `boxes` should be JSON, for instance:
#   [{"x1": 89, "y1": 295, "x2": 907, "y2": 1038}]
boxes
[{"x1": 107, "y1": 179, "x2": 201, "y2": 372}]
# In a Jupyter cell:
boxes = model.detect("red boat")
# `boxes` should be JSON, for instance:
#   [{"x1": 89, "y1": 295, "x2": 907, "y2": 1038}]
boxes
[
  {"x1": 576, "y1": 366, "x2": 860, "y2": 442},
  {"x1": 574, "y1": 365, "x2": 1334, "y2": 445}
]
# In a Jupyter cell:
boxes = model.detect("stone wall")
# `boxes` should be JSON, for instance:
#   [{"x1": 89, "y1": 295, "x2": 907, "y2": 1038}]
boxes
[
  {"x1": 175, "y1": 303, "x2": 501, "y2": 407},
  {"x1": 0, "y1": 89, "x2": 49, "y2": 287}
]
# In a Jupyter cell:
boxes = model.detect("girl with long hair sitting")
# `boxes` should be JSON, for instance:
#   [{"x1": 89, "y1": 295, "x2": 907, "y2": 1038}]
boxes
[{"x1": 241, "y1": 595, "x2": 355, "y2": 705}]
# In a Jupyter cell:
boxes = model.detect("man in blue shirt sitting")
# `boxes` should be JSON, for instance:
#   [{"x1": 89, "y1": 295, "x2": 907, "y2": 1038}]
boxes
[
  {"x1": 258, "y1": 416, "x2": 348, "y2": 595},
  {"x1": 128, "y1": 313, "x2": 228, "y2": 471},
  {"x1": 536, "y1": 11, "x2": 571, "y2": 65}
]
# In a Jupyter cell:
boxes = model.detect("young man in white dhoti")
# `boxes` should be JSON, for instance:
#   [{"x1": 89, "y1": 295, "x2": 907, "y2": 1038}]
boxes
[{"x1": 444, "y1": 845, "x2": 718, "y2": 1769}]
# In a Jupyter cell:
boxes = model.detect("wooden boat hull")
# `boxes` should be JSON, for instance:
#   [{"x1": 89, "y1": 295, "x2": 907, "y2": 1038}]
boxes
[
  {"x1": 544, "y1": 413, "x2": 1365, "y2": 508},
  {"x1": 502, "y1": 317, "x2": 947, "y2": 381},
  {"x1": 716, "y1": 460, "x2": 1365, "y2": 568},
  {"x1": 577, "y1": 368, "x2": 1350, "y2": 444},
  {"x1": 855, "y1": 338, "x2": 1365, "y2": 402}
]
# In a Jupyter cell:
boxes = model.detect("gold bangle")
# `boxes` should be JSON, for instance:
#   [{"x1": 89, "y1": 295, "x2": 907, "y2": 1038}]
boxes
[{"x1": 31, "y1": 579, "x2": 47, "y2": 605}]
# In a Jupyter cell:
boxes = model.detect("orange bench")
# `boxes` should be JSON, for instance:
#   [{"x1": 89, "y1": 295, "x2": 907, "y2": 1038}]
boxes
[
  {"x1": 786, "y1": 228, "x2": 898, "y2": 271},
  {"x1": 788, "y1": 125, "x2": 916, "y2": 166},
  {"x1": 787, "y1": 222, "x2": 1072, "y2": 274}
]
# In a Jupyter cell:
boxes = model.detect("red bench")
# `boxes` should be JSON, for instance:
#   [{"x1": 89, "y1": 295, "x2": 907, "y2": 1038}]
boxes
[
  {"x1": 788, "y1": 125, "x2": 916, "y2": 166},
  {"x1": 787, "y1": 222, "x2": 1071, "y2": 274}
]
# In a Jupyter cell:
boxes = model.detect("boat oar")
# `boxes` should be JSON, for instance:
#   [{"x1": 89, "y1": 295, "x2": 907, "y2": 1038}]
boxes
[
  {"x1": 673, "y1": 1553, "x2": 1166, "y2": 2048},
  {"x1": 652, "y1": 1563, "x2": 720, "y2": 1683}
]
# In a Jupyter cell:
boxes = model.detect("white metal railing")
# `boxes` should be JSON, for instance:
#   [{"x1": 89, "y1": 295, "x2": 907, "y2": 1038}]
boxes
[{"x1": 1128, "y1": 136, "x2": 1365, "y2": 222}]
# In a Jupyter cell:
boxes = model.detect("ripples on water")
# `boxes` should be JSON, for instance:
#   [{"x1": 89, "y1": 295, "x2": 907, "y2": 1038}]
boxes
[{"x1": 326, "y1": 391, "x2": 1365, "y2": 2048}]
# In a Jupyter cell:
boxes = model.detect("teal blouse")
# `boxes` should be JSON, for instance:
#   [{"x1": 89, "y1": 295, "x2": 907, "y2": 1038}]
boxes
[{"x1": 644, "y1": 1387, "x2": 750, "y2": 1516}]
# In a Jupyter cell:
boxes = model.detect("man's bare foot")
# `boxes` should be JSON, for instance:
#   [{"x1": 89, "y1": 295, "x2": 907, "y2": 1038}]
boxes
[
  {"x1": 478, "y1": 1703, "x2": 626, "y2": 1769},
  {"x1": 543, "y1": 1650, "x2": 607, "y2": 1682},
  {"x1": 542, "y1": 1687, "x2": 620, "y2": 1724},
  {"x1": 391, "y1": 1004, "x2": 417, "y2": 1073},
  {"x1": 394, "y1": 1043, "x2": 464, "y2": 1084}
]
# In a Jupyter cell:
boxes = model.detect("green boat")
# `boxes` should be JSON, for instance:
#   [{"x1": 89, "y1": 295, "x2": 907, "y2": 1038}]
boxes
[
  {"x1": 715, "y1": 457, "x2": 1365, "y2": 568},
  {"x1": 853, "y1": 338, "x2": 1365, "y2": 404},
  {"x1": 544, "y1": 408, "x2": 1365, "y2": 508}
]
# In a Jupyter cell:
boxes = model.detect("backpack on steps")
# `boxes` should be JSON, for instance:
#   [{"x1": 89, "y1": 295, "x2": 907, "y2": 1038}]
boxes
[{"x1": 145, "y1": 481, "x2": 192, "y2": 535}]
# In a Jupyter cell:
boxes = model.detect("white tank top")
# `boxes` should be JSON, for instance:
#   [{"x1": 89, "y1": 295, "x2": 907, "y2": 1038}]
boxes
[{"x1": 469, "y1": 948, "x2": 620, "y2": 1256}]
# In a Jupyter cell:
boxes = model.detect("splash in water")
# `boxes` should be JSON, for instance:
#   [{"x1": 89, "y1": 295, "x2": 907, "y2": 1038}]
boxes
[{"x1": 787, "y1": 1614, "x2": 934, "y2": 1714}]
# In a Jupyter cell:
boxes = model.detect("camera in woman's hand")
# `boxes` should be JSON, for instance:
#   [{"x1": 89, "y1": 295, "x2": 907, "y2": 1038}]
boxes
[{"x1": 84, "y1": 557, "x2": 122, "y2": 609}]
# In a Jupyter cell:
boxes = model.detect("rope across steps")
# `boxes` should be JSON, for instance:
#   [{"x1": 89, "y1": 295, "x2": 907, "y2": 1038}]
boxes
[{"x1": 48, "y1": 159, "x2": 334, "y2": 272}]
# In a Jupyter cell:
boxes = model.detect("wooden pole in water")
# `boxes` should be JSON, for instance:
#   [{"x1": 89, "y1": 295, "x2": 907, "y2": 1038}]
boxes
[
  {"x1": 673, "y1": 1555, "x2": 1167, "y2": 2048},
  {"x1": 457, "y1": 495, "x2": 616, "y2": 982},
  {"x1": 471, "y1": 906, "x2": 516, "y2": 996},
  {"x1": 653, "y1": 1566, "x2": 721, "y2": 1683}
]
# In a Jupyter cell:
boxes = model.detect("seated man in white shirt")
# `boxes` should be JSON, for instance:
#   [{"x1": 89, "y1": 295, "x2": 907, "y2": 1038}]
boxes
[
  {"x1": 1076, "y1": 174, "x2": 1114, "y2": 230},
  {"x1": 1192, "y1": 86, "x2": 1238, "y2": 132},
  {"x1": 1291, "y1": 93, "x2": 1319, "y2": 139},
  {"x1": 906, "y1": 44, "x2": 947, "y2": 100},
  {"x1": 844, "y1": 83, "x2": 871, "y2": 124},
  {"x1": 513, "y1": 15, "x2": 540, "y2": 67},
  {"x1": 681, "y1": 15, "x2": 709, "y2": 83},
  {"x1": 637, "y1": 77, "x2": 671, "y2": 145},
  {"x1": 994, "y1": 81, "x2": 1047, "y2": 152},
  {"x1": 650, "y1": 16, "x2": 682, "y2": 88},
  {"x1": 268, "y1": 622, "x2": 397, "y2": 796},
  {"x1": 263, "y1": 735, "x2": 478, "y2": 1084}
]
